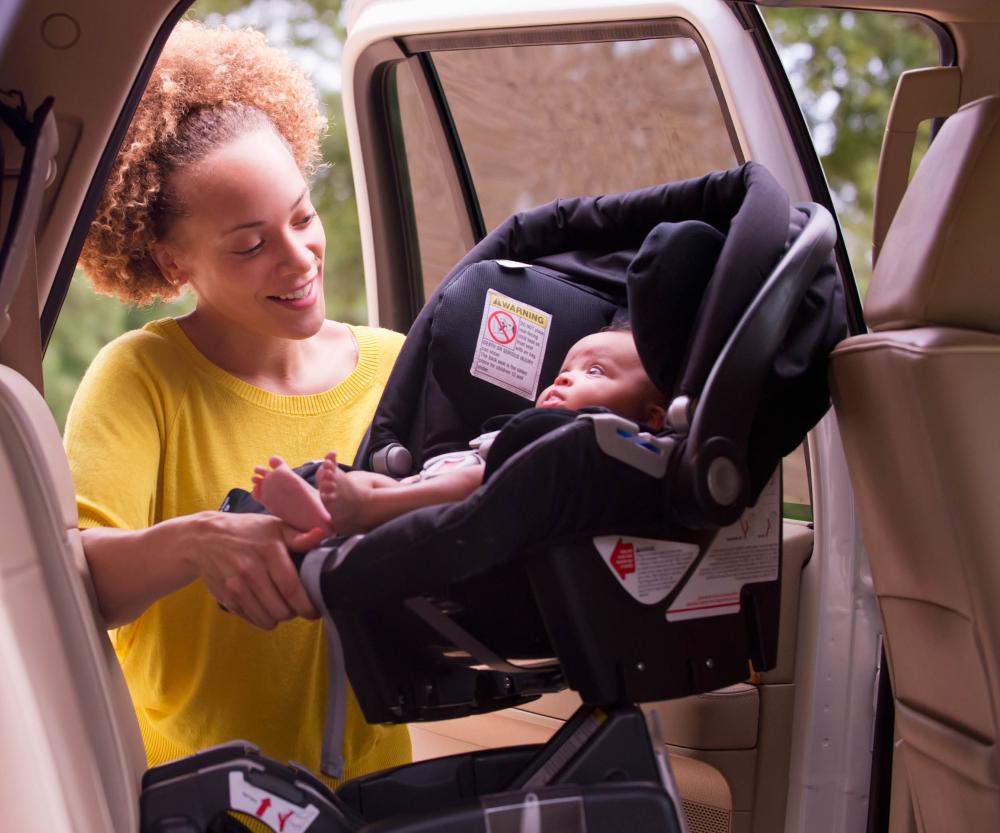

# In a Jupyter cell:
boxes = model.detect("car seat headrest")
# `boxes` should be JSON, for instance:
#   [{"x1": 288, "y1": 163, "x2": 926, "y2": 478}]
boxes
[
  {"x1": 428, "y1": 260, "x2": 620, "y2": 441},
  {"x1": 676, "y1": 163, "x2": 792, "y2": 401},
  {"x1": 866, "y1": 95, "x2": 1000, "y2": 333}
]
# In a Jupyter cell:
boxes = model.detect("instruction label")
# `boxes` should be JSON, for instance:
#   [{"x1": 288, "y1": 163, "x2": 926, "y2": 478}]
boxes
[
  {"x1": 666, "y1": 473, "x2": 780, "y2": 621},
  {"x1": 593, "y1": 535, "x2": 700, "y2": 605},
  {"x1": 228, "y1": 771, "x2": 320, "y2": 832},
  {"x1": 471, "y1": 287, "x2": 552, "y2": 400}
]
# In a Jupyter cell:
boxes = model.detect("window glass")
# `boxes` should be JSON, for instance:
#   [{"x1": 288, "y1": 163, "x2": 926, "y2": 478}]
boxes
[
  {"x1": 783, "y1": 445, "x2": 811, "y2": 521},
  {"x1": 762, "y1": 9, "x2": 942, "y2": 298},
  {"x1": 430, "y1": 35, "x2": 739, "y2": 232}
]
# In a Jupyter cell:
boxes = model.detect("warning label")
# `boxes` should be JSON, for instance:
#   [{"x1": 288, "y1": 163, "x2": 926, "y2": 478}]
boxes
[
  {"x1": 470, "y1": 288, "x2": 552, "y2": 400},
  {"x1": 593, "y1": 535, "x2": 700, "y2": 605},
  {"x1": 666, "y1": 473, "x2": 780, "y2": 621},
  {"x1": 228, "y1": 771, "x2": 320, "y2": 832}
]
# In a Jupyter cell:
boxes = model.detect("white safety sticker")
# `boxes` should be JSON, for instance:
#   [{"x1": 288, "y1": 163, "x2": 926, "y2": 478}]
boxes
[
  {"x1": 593, "y1": 536, "x2": 700, "y2": 605},
  {"x1": 470, "y1": 287, "x2": 552, "y2": 400},
  {"x1": 666, "y1": 473, "x2": 781, "y2": 621},
  {"x1": 228, "y1": 771, "x2": 320, "y2": 833}
]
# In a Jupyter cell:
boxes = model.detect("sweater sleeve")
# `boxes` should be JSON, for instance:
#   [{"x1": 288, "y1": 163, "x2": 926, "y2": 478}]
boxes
[{"x1": 64, "y1": 329, "x2": 182, "y2": 531}]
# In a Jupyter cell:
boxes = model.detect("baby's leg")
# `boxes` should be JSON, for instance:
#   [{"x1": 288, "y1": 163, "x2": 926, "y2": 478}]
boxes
[
  {"x1": 252, "y1": 456, "x2": 333, "y2": 534},
  {"x1": 318, "y1": 451, "x2": 485, "y2": 535},
  {"x1": 316, "y1": 451, "x2": 376, "y2": 535}
]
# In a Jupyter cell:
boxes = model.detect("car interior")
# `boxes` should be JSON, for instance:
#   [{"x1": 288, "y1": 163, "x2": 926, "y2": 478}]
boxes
[{"x1": 1, "y1": 1, "x2": 997, "y2": 832}]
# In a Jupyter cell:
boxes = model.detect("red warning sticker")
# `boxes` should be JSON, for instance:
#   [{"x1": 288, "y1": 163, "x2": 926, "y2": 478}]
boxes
[
  {"x1": 610, "y1": 539, "x2": 636, "y2": 579},
  {"x1": 228, "y1": 771, "x2": 319, "y2": 832},
  {"x1": 593, "y1": 536, "x2": 699, "y2": 604},
  {"x1": 487, "y1": 310, "x2": 518, "y2": 344}
]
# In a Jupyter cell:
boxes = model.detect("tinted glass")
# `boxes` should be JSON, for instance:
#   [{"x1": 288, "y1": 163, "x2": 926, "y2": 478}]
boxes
[{"x1": 432, "y1": 36, "x2": 739, "y2": 232}]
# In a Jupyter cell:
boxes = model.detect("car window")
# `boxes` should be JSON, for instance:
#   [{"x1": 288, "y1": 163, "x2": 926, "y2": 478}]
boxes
[
  {"x1": 431, "y1": 35, "x2": 739, "y2": 235},
  {"x1": 762, "y1": 8, "x2": 944, "y2": 298},
  {"x1": 390, "y1": 24, "x2": 740, "y2": 302}
]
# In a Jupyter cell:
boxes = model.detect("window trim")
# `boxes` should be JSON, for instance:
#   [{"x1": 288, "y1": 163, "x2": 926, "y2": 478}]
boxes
[
  {"x1": 41, "y1": 0, "x2": 193, "y2": 347},
  {"x1": 405, "y1": 17, "x2": 746, "y2": 176}
]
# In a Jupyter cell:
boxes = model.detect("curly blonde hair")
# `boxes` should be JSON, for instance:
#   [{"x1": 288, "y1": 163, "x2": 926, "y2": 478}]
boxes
[{"x1": 80, "y1": 20, "x2": 327, "y2": 305}]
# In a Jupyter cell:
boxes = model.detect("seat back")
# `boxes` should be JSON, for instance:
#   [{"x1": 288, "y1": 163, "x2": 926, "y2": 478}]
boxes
[
  {"x1": 830, "y1": 95, "x2": 1000, "y2": 832},
  {"x1": 0, "y1": 366, "x2": 146, "y2": 833}
]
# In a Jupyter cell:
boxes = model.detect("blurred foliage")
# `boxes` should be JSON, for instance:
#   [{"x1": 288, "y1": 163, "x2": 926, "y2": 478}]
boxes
[
  {"x1": 42, "y1": 279, "x2": 189, "y2": 426},
  {"x1": 762, "y1": 8, "x2": 941, "y2": 294},
  {"x1": 42, "y1": 4, "x2": 942, "y2": 431}
]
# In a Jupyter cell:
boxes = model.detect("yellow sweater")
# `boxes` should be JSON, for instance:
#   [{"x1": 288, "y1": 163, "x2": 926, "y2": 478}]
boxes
[{"x1": 64, "y1": 318, "x2": 410, "y2": 784}]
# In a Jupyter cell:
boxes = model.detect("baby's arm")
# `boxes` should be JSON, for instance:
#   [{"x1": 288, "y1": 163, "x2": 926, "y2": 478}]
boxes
[{"x1": 317, "y1": 451, "x2": 483, "y2": 535}]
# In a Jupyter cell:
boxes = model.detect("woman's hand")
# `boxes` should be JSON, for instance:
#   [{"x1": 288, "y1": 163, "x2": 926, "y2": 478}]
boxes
[
  {"x1": 82, "y1": 511, "x2": 325, "y2": 630},
  {"x1": 186, "y1": 511, "x2": 325, "y2": 629}
]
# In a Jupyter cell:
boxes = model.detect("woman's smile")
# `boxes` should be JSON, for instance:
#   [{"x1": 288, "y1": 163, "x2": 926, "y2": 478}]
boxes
[{"x1": 268, "y1": 275, "x2": 319, "y2": 309}]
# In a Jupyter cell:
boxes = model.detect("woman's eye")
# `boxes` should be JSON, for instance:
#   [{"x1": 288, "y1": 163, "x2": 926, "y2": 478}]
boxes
[
  {"x1": 294, "y1": 211, "x2": 316, "y2": 227},
  {"x1": 234, "y1": 240, "x2": 264, "y2": 257}
]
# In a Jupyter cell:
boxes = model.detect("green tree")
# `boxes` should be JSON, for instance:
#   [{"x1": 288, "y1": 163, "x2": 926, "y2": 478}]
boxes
[{"x1": 762, "y1": 9, "x2": 941, "y2": 294}]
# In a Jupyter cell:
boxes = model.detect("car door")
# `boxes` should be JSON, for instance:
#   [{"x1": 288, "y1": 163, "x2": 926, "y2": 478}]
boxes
[
  {"x1": 338, "y1": 3, "x2": 875, "y2": 833},
  {"x1": 0, "y1": 3, "x2": 177, "y2": 830}
]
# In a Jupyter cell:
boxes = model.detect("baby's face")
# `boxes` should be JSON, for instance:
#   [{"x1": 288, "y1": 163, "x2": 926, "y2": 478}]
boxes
[{"x1": 535, "y1": 330, "x2": 659, "y2": 424}]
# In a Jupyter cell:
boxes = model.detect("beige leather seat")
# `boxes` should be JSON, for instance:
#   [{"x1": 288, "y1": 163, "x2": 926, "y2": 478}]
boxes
[
  {"x1": 831, "y1": 95, "x2": 1000, "y2": 832},
  {"x1": 0, "y1": 365, "x2": 146, "y2": 832}
]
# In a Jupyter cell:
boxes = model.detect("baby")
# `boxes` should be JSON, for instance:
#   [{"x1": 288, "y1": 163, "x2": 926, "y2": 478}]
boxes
[{"x1": 252, "y1": 327, "x2": 666, "y2": 536}]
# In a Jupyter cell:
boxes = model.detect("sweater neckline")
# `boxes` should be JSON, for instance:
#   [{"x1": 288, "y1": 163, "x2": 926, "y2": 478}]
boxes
[{"x1": 149, "y1": 317, "x2": 383, "y2": 416}]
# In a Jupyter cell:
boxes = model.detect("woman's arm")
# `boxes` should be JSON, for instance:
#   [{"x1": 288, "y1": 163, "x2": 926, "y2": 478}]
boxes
[{"x1": 83, "y1": 512, "x2": 324, "y2": 629}]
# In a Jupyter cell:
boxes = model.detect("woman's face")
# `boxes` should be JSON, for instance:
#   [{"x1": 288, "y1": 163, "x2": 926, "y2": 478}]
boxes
[{"x1": 154, "y1": 129, "x2": 327, "y2": 342}]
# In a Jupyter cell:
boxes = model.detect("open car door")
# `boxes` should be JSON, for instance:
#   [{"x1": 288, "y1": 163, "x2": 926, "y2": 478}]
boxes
[{"x1": 337, "y1": 3, "x2": 881, "y2": 833}]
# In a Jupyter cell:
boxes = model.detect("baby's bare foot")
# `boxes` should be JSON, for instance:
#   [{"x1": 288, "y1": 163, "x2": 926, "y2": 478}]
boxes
[
  {"x1": 317, "y1": 451, "x2": 374, "y2": 535},
  {"x1": 251, "y1": 455, "x2": 332, "y2": 534}
]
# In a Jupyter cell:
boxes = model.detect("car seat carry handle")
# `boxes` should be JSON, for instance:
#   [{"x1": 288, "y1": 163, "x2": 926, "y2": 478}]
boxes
[{"x1": 677, "y1": 202, "x2": 836, "y2": 526}]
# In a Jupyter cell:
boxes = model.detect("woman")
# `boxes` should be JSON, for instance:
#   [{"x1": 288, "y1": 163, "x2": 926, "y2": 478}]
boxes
[{"x1": 64, "y1": 21, "x2": 410, "y2": 784}]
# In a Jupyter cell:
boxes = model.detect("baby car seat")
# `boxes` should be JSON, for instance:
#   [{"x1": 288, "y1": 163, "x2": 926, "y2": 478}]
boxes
[{"x1": 140, "y1": 162, "x2": 845, "y2": 833}]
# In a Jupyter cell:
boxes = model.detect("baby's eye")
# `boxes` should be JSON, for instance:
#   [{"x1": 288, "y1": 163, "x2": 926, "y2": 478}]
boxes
[{"x1": 586, "y1": 364, "x2": 604, "y2": 376}]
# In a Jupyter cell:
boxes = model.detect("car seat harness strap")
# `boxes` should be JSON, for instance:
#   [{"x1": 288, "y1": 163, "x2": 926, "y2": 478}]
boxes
[{"x1": 300, "y1": 542, "x2": 359, "y2": 780}]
